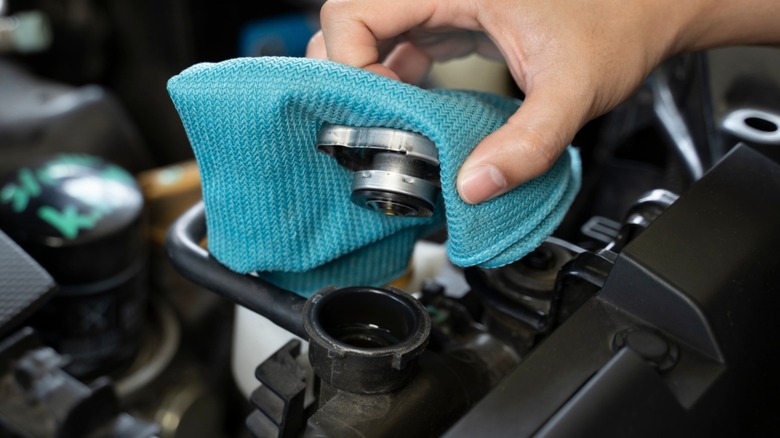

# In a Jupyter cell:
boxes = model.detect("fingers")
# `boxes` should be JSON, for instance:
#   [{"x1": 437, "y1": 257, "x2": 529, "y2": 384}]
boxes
[
  {"x1": 318, "y1": 0, "x2": 480, "y2": 68},
  {"x1": 312, "y1": 0, "x2": 593, "y2": 206},
  {"x1": 309, "y1": 28, "x2": 486, "y2": 84},
  {"x1": 308, "y1": 1, "x2": 489, "y2": 83},
  {"x1": 306, "y1": 31, "x2": 327, "y2": 59},
  {"x1": 405, "y1": 29, "x2": 502, "y2": 62},
  {"x1": 383, "y1": 42, "x2": 433, "y2": 84},
  {"x1": 457, "y1": 85, "x2": 590, "y2": 204},
  {"x1": 319, "y1": 0, "x2": 432, "y2": 68},
  {"x1": 307, "y1": 30, "x2": 403, "y2": 80}
]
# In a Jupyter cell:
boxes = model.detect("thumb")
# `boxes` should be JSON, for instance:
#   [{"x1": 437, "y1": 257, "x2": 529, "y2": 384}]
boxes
[{"x1": 457, "y1": 87, "x2": 589, "y2": 204}]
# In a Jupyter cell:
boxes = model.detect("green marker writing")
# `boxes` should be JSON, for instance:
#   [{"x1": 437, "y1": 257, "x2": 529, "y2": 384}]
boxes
[
  {"x1": 38, "y1": 204, "x2": 103, "y2": 240},
  {"x1": 1, "y1": 168, "x2": 42, "y2": 213}
]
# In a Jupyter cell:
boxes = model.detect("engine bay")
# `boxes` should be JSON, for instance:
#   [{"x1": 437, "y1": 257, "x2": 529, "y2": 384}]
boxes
[{"x1": 2, "y1": 2, "x2": 780, "y2": 437}]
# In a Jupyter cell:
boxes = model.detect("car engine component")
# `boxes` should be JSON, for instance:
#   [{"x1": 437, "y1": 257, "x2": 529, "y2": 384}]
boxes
[
  {"x1": 166, "y1": 142, "x2": 780, "y2": 437},
  {"x1": 0, "y1": 155, "x2": 148, "y2": 379}
]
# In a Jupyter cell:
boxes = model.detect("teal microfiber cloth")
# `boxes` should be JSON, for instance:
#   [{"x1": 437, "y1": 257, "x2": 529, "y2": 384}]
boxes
[{"x1": 167, "y1": 57, "x2": 581, "y2": 296}]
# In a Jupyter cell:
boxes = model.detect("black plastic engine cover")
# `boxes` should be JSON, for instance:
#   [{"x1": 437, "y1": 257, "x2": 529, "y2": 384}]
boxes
[
  {"x1": 445, "y1": 144, "x2": 780, "y2": 437},
  {"x1": 0, "y1": 229, "x2": 57, "y2": 339}
]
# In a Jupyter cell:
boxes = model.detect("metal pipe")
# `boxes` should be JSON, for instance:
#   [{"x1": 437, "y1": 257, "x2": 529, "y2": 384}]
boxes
[
  {"x1": 650, "y1": 70, "x2": 705, "y2": 181},
  {"x1": 165, "y1": 202, "x2": 306, "y2": 338}
]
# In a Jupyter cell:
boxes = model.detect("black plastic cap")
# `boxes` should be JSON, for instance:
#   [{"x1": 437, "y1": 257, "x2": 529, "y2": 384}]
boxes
[
  {"x1": 304, "y1": 286, "x2": 431, "y2": 394},
  {"x1": 0, "y1": 154, "x2": 144, "y2": 285}
]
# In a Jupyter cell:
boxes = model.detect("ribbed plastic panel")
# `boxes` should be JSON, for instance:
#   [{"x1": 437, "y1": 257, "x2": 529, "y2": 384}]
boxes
[{"x1": 0, "y1": 230, "x2": 56, "y2": 337}]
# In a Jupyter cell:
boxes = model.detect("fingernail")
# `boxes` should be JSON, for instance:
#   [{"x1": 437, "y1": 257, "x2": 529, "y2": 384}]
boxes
[{"x1": 457, "y1": 164, "x2": 507, "y2": 204}]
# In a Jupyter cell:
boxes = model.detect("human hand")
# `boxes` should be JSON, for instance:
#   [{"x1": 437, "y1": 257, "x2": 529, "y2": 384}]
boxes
[{"x1": 307, "y1": 0, "x2": 780, "y2": 204}]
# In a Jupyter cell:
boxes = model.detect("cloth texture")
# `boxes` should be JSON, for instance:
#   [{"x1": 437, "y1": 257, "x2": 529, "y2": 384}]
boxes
[{"x1": 167, "y1": 57, "x2": 581, "y2": 296}]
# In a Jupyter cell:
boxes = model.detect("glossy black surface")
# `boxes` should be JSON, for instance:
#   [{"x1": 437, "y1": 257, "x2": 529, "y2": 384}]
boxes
[{"x1": 0, "y1": 154, "x2": 144, "y2": 284}]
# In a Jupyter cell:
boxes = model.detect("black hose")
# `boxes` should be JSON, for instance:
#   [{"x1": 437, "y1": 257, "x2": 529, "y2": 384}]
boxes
[{"x1": 165, "y1": 202, "x2": 306, "y2": 337}]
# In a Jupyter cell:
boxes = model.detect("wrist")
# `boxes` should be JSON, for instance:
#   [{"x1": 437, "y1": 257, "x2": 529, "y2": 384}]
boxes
[{"x1": 673, "y1": 0, "x2": 780, "y2": 54}]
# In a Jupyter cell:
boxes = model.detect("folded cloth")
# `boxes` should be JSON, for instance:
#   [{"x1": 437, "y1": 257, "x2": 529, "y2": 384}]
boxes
[{"x1": 167, "y1": 57, "x2": 580, "y2": 296}]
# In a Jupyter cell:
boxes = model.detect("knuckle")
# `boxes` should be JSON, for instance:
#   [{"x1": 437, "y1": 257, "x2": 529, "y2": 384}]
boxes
[
  {"x1": 320, "y1": 0, "x2": 352, "y2": 22},
  {"x1": 520, "y1": 128, "x2": 561, "y2": 171}
]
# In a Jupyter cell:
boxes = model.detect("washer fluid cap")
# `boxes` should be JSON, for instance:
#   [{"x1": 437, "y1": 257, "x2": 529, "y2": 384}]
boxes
[{"x1": 0, "y1": 154, "x2": 145, "y2": 285}]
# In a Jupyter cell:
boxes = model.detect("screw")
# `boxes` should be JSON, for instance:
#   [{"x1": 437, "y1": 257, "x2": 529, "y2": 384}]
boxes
[{"x1": 612, "y1": 327, "x2": 678, "y2": 372}]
